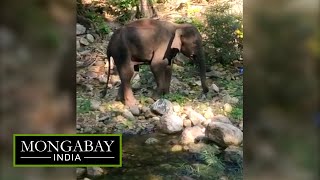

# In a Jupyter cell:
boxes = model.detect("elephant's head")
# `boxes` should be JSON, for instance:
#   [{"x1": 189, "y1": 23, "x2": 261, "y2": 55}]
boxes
[{"x1": 171, "y1": 24, "x2": 209, "y2": 93}]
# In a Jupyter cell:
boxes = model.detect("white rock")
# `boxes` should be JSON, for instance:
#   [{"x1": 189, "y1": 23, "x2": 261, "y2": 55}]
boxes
[
  {"x1": 185, "y1": 107, "x2": 206, "y2": 126},
  {"x1": 80, "y1": 37, "x2": 90, "y2": 46},
  {"x1": 211, "y1": 83, "x2": 220, "y2": 92},
  {"x1": 86, "y1": 34, "x2": 95, "y2": 42},
  {"x1": 150, "y1": 99, "x2": 173, "y2": 115},
  {"x1": 76, "y1": 24, "x2": 86, "y2": 35},
  {"x1": 87, "y1": 167, "x2": 104, "y2": 178},
  {"x1": 159, "y1": 113, "x2": 183, "y2": 134}
]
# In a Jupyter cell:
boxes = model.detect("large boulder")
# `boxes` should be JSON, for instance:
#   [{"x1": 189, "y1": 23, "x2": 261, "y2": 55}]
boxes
[{"x1": 205, "y1": 122, "x2": 243, "y2": 147}]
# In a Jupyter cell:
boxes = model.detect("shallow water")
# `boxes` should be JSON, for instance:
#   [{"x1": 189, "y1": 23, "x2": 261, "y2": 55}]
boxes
[{"x1": 102, "y1": 133, "x2": 202, "y2": 180}]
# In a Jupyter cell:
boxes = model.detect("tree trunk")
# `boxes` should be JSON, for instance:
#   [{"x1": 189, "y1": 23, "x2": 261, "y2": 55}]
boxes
[{"x1": 138, "y1": 0, "x2": 158, "y2": 18}]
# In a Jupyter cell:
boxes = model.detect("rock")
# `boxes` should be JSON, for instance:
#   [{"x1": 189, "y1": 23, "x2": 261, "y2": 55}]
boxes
[
  {"x1": 123, "y1": 109, "x2": 135, "y2": 120},
  {"x1": 159, "y1": 113, "x2": 183, "y2": 134},
  {"x1": 180, "y1": 126, "x2": 205, "y2": 145},
  {"x1": 223, "y1": 103, "x2": 233, "y2": 113},
  {"x1": 150, "y1": 99, "x2": 173, "y2": 115},
  {"x1": 183, "y1": 119, "x2": 192, "y2": 127},
  {"x1": 87, "y1": 167, "x2": 105, "y2": 178},
  {"x1": 129, "y1": 106, "x2": 140, "y2": 116},
  {"x1": 76, "y1": 23, "x2": 86, "y2": 35},
  {"x1": 90, "y1": 99, "x2": 101, "y2": 110},
  {"x1": 204, "y1": 108, "x2": 214, "y2": 119},
  {"x1": 239, "y1": 120, "x2": 243, "y2": 131},
  {"x1": 76, "y1": 168, "x2": 86, "y2": 178},
  {"x1": 145, "y1": 109, "x2": 155, "y2": 118},
  {"x1": 205, "y1": 122, "x2": 243, "y2": 147},
  {"x1": 86, "y1": 34, "x2": 95, "y2": 43},
  {"x1": 145, "y1": 137, "x2": 159, "y2": 144},
  {"x1": 223, "y1": 146, "x2": 243, "y2": 163},
  {"x1": 83, "y1": 178, "x2": 91, "y2": 180},
  {"x1": 80, "y1": 37, "x2": 90, "y2": 46},
  {"x1": 132, "y1": 73, "x2": 141, "y2": 89},
  {"x1": 185, "y1": 107, "x2": 206, "y2": 126},
  {"x1": 145, "y1": 97, "x2": 155, "y2": 104},
  {"x1": 211, "y1": 83, "x2": 220, "y2": 92},
  {"x1": 172, "y1": 103, "x2": 181, "y2": 113},
  {"x1": 76, "y1": 40, "x2": 81, "y2": 49},
  {"x1": 171, "y1": 145, "x2": 183, "y2": 152},
  {"x1": 223, "y1": 94, "x2": 239, "y2": 104},
  {"x1": 211, "y1": 115, "x2": 232, "y2": 125},
  {"x1": 141, "y1": 106, "x2": 150, "y2": 113},
  {"x1": 152, "y1": 116, "x2": 160, "y2": 121}
]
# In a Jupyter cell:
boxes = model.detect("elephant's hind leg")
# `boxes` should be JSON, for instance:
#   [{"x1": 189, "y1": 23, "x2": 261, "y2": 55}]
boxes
[{"x1": 116, "y1": 59, "x2": 137, "y2": 108}]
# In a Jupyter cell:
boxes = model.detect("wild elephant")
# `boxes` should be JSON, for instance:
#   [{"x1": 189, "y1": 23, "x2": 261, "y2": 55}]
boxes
[{"x1": 101, "y1": 18, "x2": 209, "y2": 112}]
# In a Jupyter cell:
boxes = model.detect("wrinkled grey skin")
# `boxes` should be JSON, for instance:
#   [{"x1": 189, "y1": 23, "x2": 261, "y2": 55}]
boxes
[{"x1": 102, "y1": 19, "x2": 209, "y2": 110}]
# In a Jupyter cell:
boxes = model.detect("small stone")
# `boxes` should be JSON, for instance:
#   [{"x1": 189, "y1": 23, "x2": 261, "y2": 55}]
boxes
[
  {"x1": 224, "y1": 146, "x2": 243, "y2": 163},
  {"x1": 145, "y1": 97, "x2": 155, "y2": 104},
  {"x1": 80, "y1": 37, "x2": 90, "y2": 46},
  {"x1": 145, "y1": 137, "x2": 159, "y2": 144},
  {"x1": 211, "y1": 83, "x2": 219, "y2": 92},
  {"x1": 83, "y1": 178, "x2": 91, "y2": 180},
  {"x1": 86, "y1": 34, "x2": 95, "y2": 42},
  {"x1": 171, "y1": 145, "x2": 183, "y2": 152},
  {"x1": 76, "y1": 40, "x2": 81, "y2": 49},
  {"x1": 152, "y1": 117, "x2": 160, "y2": 121},
  {"x1": 123, "y1": 109, "x2": 135, "y2": 120},
  {"x1": 90, "y1": 99, "x2": 101, "y2": 110},
  {"x1": 185, "y1": 106, "x2": 206, "y2": 126},
  {"x1": 76, "y1": 168, "x2": 86, "y2": 178},
  {"x1": 183, "y1": 119, "x2": 192, "y2": 127},
  {"x1": 145, "y1": 109, "x2": 155, "y2": 118},
  {"x1": 129, "y1": 106, "x2": 140, "y2": 116},
  {"x1": 180, "y1": 126, "x2": 205, "y2": 145},
  {"x1": 141, "y1": 106, "x2": 150, "y2": 113},
  {"x1": 172, "y1": 102, "x2": 181, "y2": 113},
  {"x1": 87, "y1": 167, "x2": 105, "y2": 178},
  {"x1": 204, "y1": 108, "x2": 214, "y2": 119},
  {"x1": 239, "y1": 120, "x2": 243, "y2": 131},
  {"x1": 76, "y1": 23, "x2": 86, "y2": 35},
  {"x1": 224, "y1": 103, "x2": 233, "y2": 113},
  {"x1": 150, "y1": 99, "x2": 173, "y2": 115},
  {"x1": 76, "y1": 125, "x2": 81, "y2": 130}
]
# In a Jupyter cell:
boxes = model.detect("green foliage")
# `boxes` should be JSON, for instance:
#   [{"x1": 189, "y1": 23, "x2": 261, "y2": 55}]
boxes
[
  {"x1": 77, "y1": 97, "x2": 91, "y2": 114},
  {"x1": 230, "y1": 107, "x2": 243, "y2": 121},
  {"x1": 178, "y1": 145, "x2": 225, "y2": 179},
  {"x1": 109, "y1": 0, "x2": 138, "y2": 22},
  {"x1": 204, "y1": 2, "x2": 243, "y2": 65},
  {"x1": 162, "y1": 93, "x2": 188, "y2": 105},
  {"x1": 86, "y1": 11, "x2": 111, "y2": 34}
]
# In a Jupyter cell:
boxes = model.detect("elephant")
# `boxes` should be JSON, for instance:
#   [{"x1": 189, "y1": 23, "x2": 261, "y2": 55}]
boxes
[{"x1": 101, "y1": 18, "x2": 209, "y2": 111}]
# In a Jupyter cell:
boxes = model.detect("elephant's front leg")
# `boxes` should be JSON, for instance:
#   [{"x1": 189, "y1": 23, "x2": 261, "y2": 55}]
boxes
[{"x1": 150, "y1": 60, "x2": 172, "y2": 99}]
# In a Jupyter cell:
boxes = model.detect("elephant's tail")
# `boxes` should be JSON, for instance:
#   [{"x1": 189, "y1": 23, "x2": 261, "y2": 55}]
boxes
[{"x1": 100, "y1": 56, "x2": 111, "y2": 98}]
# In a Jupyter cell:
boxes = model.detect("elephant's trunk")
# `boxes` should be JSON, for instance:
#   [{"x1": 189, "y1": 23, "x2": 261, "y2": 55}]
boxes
[{"x1": 195, "y1": 45, "x2": 209, "y2": 93}]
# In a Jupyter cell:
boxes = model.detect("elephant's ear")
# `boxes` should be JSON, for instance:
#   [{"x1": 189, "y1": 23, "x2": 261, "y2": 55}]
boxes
[{"x1": 171, "y1": 29, "x2": 182, "y2": 51}]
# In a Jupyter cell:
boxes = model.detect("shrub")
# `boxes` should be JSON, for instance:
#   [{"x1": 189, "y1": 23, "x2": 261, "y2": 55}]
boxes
[{"x1": 204, "y1": 2, "x2": 243, "y2": 65}]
